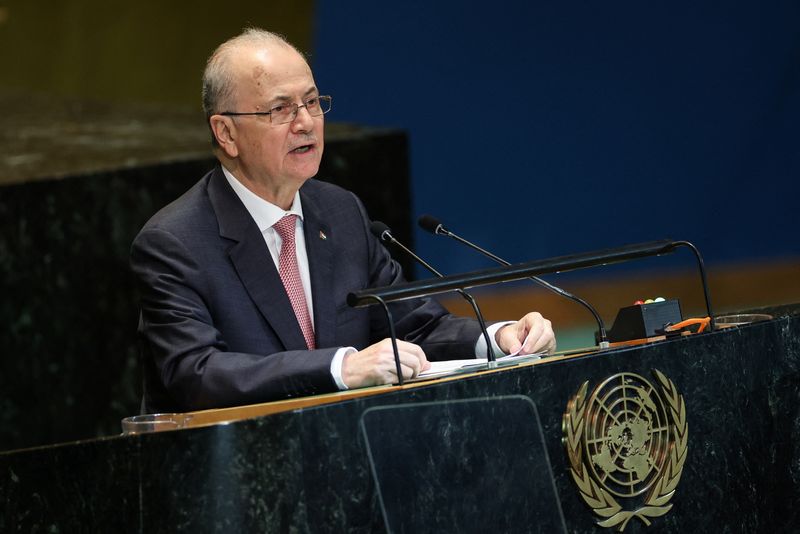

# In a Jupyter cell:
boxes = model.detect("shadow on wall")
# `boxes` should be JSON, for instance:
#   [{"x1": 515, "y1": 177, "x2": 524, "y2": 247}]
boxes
[{"x1": 0, "y1": 1, "x2": 314, "y2": 107}]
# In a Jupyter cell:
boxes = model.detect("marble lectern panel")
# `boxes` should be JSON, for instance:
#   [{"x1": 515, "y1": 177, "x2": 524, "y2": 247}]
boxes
[{"x1": 1, "y1": 308, "x2": 799, "y2": 533}]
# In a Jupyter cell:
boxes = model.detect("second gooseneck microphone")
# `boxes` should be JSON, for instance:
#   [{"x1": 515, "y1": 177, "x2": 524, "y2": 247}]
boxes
[
  {"x1": 370, "y1": 221, "x2": 497, "y2": 363},
  {"x1": 418, "y1": 214, "x2": 610, "y2": 348}
]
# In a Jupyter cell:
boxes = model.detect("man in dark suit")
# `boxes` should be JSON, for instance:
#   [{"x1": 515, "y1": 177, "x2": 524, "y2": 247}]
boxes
[{"x1": 130, "y1": 28, "x2": 555, "y2": 414}]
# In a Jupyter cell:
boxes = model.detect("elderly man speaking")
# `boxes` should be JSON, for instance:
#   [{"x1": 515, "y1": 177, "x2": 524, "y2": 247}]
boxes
[{"x1": 130, "y1": 28, "x2": 555, "y2": 413}]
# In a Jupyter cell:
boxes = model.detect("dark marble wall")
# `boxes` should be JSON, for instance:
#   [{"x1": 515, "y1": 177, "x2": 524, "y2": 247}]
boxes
[
  {"x1": 1, "y1": 310, "x2": 798, "y2": 532},
  {"x1": 0, "y1": 159, "x2": 210, "y2": 450},
  {"x1": 0, "y1": 129, "x2": 413, "y2": 452}
]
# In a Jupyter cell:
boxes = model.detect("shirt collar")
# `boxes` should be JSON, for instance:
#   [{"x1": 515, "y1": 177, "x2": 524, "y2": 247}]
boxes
[{"x1": 221, "y1": 165, "x2": 304, "y2": 232}]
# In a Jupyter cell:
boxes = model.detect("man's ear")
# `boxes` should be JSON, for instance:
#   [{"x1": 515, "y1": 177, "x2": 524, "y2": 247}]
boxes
[{"x1": 209, "y1": 115, "x2": 239, "y2": 158}]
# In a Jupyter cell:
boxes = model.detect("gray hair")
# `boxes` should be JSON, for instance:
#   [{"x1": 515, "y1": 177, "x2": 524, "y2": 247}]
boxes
[{"x1": 201, "y1": 28, "x2": 303, "y2": 146}]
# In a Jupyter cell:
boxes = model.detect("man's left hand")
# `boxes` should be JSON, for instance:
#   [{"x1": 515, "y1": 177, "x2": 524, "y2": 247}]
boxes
[{"x1": 495, "y1": 312, "x2": 556, "y2": 355}]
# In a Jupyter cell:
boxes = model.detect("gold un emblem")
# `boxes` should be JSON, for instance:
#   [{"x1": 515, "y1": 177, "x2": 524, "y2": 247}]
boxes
[{"x1": 562, "y1": 370, "x2": 688, "y2": 531}]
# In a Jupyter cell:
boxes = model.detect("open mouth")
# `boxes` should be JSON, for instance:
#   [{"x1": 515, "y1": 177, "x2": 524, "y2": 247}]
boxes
[{"x1": 291, "y1": 144, "x2": 313, "y2": 154}]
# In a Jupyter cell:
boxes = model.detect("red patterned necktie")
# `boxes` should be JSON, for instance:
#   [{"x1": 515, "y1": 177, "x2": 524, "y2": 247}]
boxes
[{"x1": 273, "y1": 214, "x2": 316, "y2": 349}]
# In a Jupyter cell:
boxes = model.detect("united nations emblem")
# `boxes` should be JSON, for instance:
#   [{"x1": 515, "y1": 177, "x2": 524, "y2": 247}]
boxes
[{"x1": 562, "y1": 370, "x2": 688, "y2": 531}]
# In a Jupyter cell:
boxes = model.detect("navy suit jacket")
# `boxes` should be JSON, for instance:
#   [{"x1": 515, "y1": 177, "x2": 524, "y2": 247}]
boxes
[{"x1": 130, "y1": 166, "x2": 483, "y2": 413}]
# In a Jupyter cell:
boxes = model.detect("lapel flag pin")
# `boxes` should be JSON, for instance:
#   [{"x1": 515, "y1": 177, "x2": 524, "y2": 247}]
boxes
[{"x1": 319, "y1": 230, "x2": 327, "y2": 240}]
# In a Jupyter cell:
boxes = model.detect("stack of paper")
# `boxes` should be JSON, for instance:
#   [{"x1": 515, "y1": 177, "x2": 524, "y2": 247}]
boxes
[{"x1": 417, "y1": 352, "x2": 544, "y2": 380}]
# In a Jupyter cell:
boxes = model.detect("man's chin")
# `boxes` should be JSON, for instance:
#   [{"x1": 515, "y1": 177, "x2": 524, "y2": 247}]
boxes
[{"x1": 289, "y1": 160, "x2": 322, "y2": 183}]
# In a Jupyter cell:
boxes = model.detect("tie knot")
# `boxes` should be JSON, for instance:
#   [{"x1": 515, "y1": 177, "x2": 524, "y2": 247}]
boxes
[{"x1": 273, "y1": 214, "x2": 297, "y2": 240}]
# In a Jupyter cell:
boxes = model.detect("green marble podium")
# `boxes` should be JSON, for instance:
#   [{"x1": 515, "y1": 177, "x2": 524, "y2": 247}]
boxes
[{"x1": 1, "y1": 304, "x2": 798, "y2": 533}]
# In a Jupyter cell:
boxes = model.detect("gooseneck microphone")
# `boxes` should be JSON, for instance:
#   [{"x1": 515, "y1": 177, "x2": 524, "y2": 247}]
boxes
[
  {"x1": 369, "y1": 221, "x2": 498, "y2": 363},
  {"x1": 418, "y1": 214, "x2": 610, "y2": 348}
]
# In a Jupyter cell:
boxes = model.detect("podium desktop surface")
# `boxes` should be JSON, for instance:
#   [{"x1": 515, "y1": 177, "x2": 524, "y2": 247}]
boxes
[{"x1": 2, "y1": 303, "x2": 799, "y2": 533}]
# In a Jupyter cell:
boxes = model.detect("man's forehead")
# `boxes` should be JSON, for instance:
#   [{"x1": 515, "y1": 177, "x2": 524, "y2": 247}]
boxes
[
  {"x1": 230, "y1": 44, "x2": 313, "y2": 93},
  {"x1": 233, "y1": 43, "x2": 309, "y2": 76}
]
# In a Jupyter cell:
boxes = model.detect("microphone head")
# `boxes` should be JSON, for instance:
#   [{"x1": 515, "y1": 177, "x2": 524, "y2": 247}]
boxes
[
  {"x1": 418, "y1": 214, "x2": 444, "y2": 235},
  {"x1": 369, "y1": 220, "x2": 393, "y2": 242}
]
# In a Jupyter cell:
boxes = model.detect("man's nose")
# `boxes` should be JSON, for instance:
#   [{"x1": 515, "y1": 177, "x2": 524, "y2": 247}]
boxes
[{"x1": 290, "y1": 104, "x2": 315, "y2": 132}]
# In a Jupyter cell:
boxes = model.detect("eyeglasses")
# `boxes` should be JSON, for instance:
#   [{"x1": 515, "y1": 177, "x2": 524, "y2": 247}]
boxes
[{"x1": 220, "y1": 95, "x2": 332, "y2": 124}]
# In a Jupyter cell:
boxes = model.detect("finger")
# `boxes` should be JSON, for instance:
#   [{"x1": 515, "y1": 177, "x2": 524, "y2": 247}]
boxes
[
  {"x1": 528, "y1": 334, "x2": 549, "y2": 354},
  {"x1": 396, "y1": 340, "x2": 428, "y2": 368},
  {"x1": 399, "y1": 361, "x2": 419, "y2": 379},
  {"x1": 396, "y1": 339, "x2": 426, "y2": 356},
  {"x1": 508, "y1": 329, "x2": 524, "y2": 354},
  {"x1": 377, "y1": 345, "x2": 424, "y2": 378},
  {"x1": 498, "y1": 324, "x2": 523, "y2": 354},
  {"x1": 397, "y1": 350, "x2": 425, "y2": 377},
  {"x1": 376, "y1": 340, "x2": 425, "y2": 362},
  {"x1": 382, "y1": 358, "x2": 421, "y2": 382},
  {"x1": 518, "y1": 313, "x2": 546, "y2": 352},
  {"x1": 521, "y1": 320, "x2": 544, "y2": 354},
  {"x1": 528, "y1": 320, "x2": 555, "y2": 354}
]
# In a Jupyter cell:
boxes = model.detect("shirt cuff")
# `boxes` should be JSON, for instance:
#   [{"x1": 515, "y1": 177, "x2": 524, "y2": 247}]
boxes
[
  {"x1": 474, "y1": 321, "x2": 514, "y2": 358},
  {"x1": 331, "y1": 346, "x2": 357, "y2": 390}
]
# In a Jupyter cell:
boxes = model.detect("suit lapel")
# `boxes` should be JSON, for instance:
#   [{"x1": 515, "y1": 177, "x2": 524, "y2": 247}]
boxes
[
  {"x1": 207, "y1": 167, "x2": 308, "y2": 351},
  {"x1": 300, "y1": 183, "x2": 336, "y2": 349}
]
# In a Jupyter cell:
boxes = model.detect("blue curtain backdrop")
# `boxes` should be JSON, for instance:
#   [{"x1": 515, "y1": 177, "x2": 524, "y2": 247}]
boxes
[{"x1": 312, "y1": 1, "x2": 799, "y2": 279}]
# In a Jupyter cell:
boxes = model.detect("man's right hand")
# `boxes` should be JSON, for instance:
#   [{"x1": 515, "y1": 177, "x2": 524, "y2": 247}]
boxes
[{"x1": 342, "y1": 339, "x2": 429, "y2": 389}]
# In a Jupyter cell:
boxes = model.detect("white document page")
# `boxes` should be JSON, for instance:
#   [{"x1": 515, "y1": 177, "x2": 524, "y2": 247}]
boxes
[{"x1": 418, "y1": 352, "x2": 544, "y2": 379}]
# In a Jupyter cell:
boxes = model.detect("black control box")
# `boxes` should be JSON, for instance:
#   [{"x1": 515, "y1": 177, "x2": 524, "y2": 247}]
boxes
[{"x1": 603, "y1": 299, "x2": 683, "y2": 343}]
